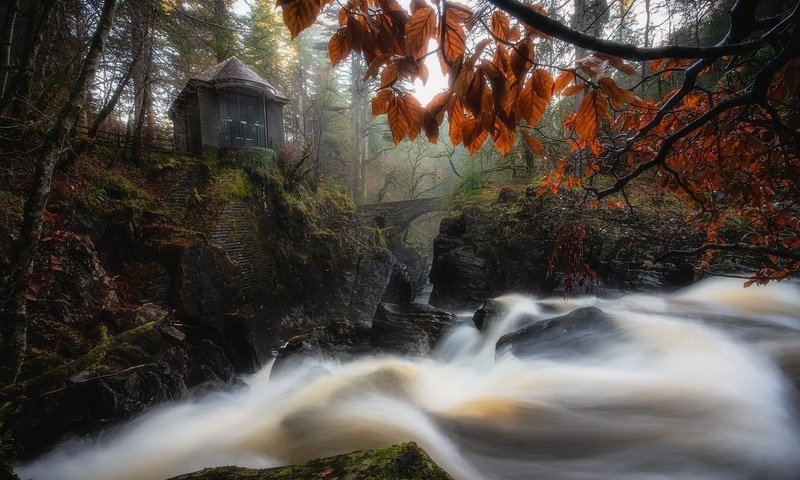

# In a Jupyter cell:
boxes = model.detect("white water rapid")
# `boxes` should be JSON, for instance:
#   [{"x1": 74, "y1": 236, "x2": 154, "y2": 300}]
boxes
[{"x1": 16, "y1": 278, "x2": 800, "y2": 480}]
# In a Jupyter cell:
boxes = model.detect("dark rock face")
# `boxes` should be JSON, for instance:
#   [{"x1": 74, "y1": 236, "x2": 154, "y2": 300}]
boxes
[
  {"x1": 25, "y1": 232, "x2": 119, "y2": 329},
  {"x1": 392, "y1": 245, "x2": 430, "y2": 298},
  {"x1": 371, "y1": 303, "x2": 457, "y2": 356},
  {"x1": 12, "y1": 230, "x2": 240, "y2": 458},
  {"x1": 346, "y1": 249, "x2": 413, "y2": 333},
  {"x1": 16, "y1": 313, "x2": 235, "y2": 459},
  {"x1": 429, "y1": 191, "x2": 703, "y2": 310},
  {"x1": 173, "y1": 243, "x2": 242, "y2": 334},
  {"x1": 429, "y1": 210, "x2": 551, "y2": 310},
  {"x1": 272, "y1": 247, "x2": 416, "y2": 354},
  {"x1": 496, "y1": 307, "x2": 619, "y2": 358}
]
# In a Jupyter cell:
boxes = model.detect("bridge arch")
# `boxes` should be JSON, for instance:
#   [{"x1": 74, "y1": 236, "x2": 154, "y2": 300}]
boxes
[{"x1": 356, "y1": 196, "x2": 445, "y2": 247}]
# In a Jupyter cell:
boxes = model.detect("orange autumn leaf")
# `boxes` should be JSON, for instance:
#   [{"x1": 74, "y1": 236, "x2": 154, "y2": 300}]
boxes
[
  {"x1": 423, "y1": 111, "x2": 440, "y2": 143},
  {"x1": 554, "y1": 70, "x2": 575, "y2": 93},
  {"x1": 481, "y1": 61, "x2": 508, "y2": 116},
  {"x1": 372, "y1": 88, "x2": 393, "y2": 115},
  {"x1": 446, "y1": 1, "x2": 472, "y2": 22},
  {"x1": 409, "y1": 0, "x2": 428, "y2": 14},
  {"x1": 563, "y1": 81, "x2": 586, "y2": 96},
  {"x1": 510, "y1": 38, "x2": 535, "y2": 79},
  {"x1": 464, "y1": 69, "x2": 485, "y2": 117},
  {"x1": 387, "y1": 94, "x2": 406, "y2": 143},
  {"x1": 389, "y1": 92, "x2": 423, "y2": 142},
  {"x1": 405, "y1": 6, "x2": 436, "y2": 58},
  {"x1": 574, "y1": 91, "x2": 609, "y2": 142},
  {"x1": 516, "y1": 75, "x2": 548, "y2": 126},
  {"x1": 492, "y1": 119, "x2": 515, "y2": 155},
  {"x1": 490, "y1": 11, "x2": 511, "y2": 42},
  {"x1": 404, "y1": 94, "x2": 424, "y2": 141},
  {"x1": 531, "y1": 68, "x2": 554, "y2": 102},
  {"x1": 492, "y1": 44, "x2": 512, "y2": 76},
  {"x1": 522, "y1": 130, "x2": 544, "y2": 155},
  {"x1": 453, "y1": 63, "x2": 475, "y2": 98},
  {"x1": 594, "y1": 53, "x2": 636, "y2": 76},
  {"x1": 564, "y1": 176, "x2": 582, "y2": 189},
  {"x1": 423, "y1": 91, "x2": 453, "y2": 143},
  {"x1": 597, "y1": 76, "x2": 635, "y2": 108},
  {"x1": 650, "y1": 58, "x2": 663, "y2": 72},
  {"x1": 276, "y1": 0, "x2": 323, "y2": 39},
  {"x1": 328, "y1": 28, "x2": 351, "y2": 66},
  {"x1": 443, "y1": 7, "x2": 467, "y2": 63},
  {"x1": 417, "y1": 60, "x2": 429, "y2": 84},
  {"x1": 380, "y1": 62, "x2": 399, "y2": 88},
  {"x1": 466, "y1": 125, "x2": 488, "y2": 153},
  {"x1": 448, "y1": 101, "x2": 467, "y2": 145},
  {"x1": 364, "y1": 53, "x2": 390, "y2": 80}
]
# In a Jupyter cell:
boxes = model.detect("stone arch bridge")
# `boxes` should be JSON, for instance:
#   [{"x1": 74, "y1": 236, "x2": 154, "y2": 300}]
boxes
[{"x1": 356, "y1": 196, "x2": 445, "y2": 244}]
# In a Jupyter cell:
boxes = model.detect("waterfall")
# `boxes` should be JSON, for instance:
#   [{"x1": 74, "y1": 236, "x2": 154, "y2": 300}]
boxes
[{"x1": 17, "y1": 278, "x2": 800, "y2": 480}]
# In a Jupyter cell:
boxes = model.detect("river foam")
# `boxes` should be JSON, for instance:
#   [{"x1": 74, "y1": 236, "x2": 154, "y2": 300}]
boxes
[{"x1": 16, "y1": 278, "x2": 800, "y2": 480}]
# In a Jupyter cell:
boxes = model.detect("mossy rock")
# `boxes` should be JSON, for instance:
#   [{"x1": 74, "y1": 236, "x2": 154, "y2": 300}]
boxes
[{"x1": 167, "y1": 442, "x2": 453, "y2": 480}]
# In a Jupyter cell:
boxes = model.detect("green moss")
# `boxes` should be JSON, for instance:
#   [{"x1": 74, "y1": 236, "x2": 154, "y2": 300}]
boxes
[
  {"x1": 231, "y1": 171, "x2": 256, "y2": 200},
  {"x1": 238, "y1": 148, "x2": 278, "y2": 172},
  {"x1": 83, "y1": 169, "x2": 162, "y2": 215},
  {"x1": 167, "y1": 442, "x2": 454, "y2": 480},
  {"x1": 318, "y1": 179, "x2": 356, "y2": 212}
]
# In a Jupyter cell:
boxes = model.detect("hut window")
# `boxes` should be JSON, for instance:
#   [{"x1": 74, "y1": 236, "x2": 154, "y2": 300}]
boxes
[{"x1": 219, "y1": 89, "x2": 267, "y2": 148}]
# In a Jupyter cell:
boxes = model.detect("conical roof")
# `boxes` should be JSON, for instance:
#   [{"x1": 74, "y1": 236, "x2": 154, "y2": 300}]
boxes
[
  {"x1": 169, "y1": 57, "x2": 288, "y2": 117},
  {"x1": 192, "y1": 57, "x2": 281, "y2": 94}
]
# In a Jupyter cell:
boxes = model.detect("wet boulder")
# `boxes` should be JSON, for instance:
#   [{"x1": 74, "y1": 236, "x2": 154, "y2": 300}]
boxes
[
  {"x1": 271, "y1": 318, "x2": 366, "y2": 375},
  {"x1": 496, "y1": 306, "x2": 619, "y2": 359},
  {"x1": 471, "y1": 299, "x2": 506, "y2": 331},
  {"x1": 371, "y1": 303, "x2": 456, "y2": 356}
]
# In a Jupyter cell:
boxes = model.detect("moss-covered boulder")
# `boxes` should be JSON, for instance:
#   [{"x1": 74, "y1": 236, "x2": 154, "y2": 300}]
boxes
[{"x1": 167, "y1": 442, "x2": 453, "y2": 480}]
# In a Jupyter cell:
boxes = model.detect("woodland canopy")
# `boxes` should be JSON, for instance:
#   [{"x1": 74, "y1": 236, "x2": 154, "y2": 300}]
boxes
[{"x1": 277, "y1": 0, "x2": 800, "y2": 282}]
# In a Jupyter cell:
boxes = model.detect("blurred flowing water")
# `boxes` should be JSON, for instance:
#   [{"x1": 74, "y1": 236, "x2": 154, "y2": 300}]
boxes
[{"x1": 17, "y1": 278, "x2": 800, "y2": 480}]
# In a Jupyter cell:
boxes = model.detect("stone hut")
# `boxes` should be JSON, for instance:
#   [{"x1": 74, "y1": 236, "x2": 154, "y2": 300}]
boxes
[{"x1": 168, "y1": 57, "x2": 288, "y2": 153}]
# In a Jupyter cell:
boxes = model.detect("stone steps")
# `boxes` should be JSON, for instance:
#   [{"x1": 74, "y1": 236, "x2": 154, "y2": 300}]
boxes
[
  {"x1": 211, "y1": 199, "x2": 277, "y2": 311},
  {"x1": 169, "y1": 167, "x2": 201, "y2": 209}
]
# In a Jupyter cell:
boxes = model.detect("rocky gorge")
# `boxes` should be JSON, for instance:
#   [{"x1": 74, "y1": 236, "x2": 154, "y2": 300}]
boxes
[
  {"x1": 2, "y1": 150, "x2": 799, "y2": 480},
  {"x1": 0, "y1": 150, "x2": 435, "y2": 470}
]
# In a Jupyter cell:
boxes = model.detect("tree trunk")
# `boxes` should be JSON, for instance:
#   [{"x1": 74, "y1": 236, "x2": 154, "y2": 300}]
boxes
[
  {"x1": 4, "y1": 0, "x2": 118, "y2": 387},
  {"x1": 129, "y1": 0, "x2": 156, "y2": 164},
  {"x1": 89, "y1": 65, "x2": 134, "y2": 139},
  {"x1": 640, "y1": 0, "x2": 651, "y2": 96},
  {"x1": 0, "y1": 0, "x2": 57, "y2": 116},
  {"x1": 0, "y1": 0, "x2": 20, "y2": 99},
  {"x1": 360, "y1": 90, "x2": 369, "y2": 202},
  {"x1": 350, "y1": 54, "x2": 368, "y2": 204},
  {"x1": 571, "y1": 0, "x2": 587, "y2": 177},
  {"x1": 21, "y1": 0, "x2": 118, "y2": 241}
]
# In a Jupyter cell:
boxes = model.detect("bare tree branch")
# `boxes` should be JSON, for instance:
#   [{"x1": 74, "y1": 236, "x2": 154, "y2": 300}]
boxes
[{"x1": 486, "y1": 0, "x2": 797, "y2": 61}]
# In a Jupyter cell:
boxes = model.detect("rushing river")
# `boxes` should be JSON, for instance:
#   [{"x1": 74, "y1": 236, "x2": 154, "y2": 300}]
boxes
[{"x1": 17, "y1": 278, "x2": 800, "y2": 480}]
